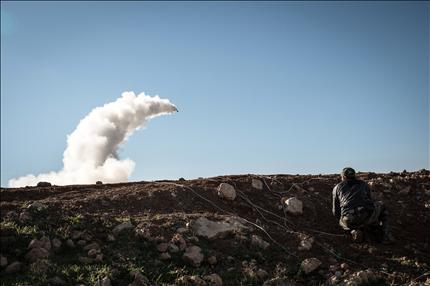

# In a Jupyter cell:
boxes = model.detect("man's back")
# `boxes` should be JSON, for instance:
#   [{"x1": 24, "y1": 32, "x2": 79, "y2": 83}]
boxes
[{"x1": 333, "y1": 179, "x2": 374, "y2": 218}]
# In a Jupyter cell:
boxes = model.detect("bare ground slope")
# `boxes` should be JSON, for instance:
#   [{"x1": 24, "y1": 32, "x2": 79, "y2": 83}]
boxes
[{"x1": 1, "y1": 170, "x2": 429, "y2": 285}]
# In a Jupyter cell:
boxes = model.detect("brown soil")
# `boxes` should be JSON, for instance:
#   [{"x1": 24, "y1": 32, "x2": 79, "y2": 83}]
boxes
[{"x1": 1, "y1": 170, "x2": 429, "y2": 285}]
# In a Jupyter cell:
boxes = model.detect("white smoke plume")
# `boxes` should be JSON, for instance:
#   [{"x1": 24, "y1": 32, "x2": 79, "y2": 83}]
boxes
[{"x1": 8, "y1": 91, "x2": 177, "y2": 187}]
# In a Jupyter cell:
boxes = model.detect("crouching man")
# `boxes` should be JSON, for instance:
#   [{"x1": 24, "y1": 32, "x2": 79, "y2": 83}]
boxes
[{"x1": 332, "y1": 167, "x2": 395, "y2": 244}]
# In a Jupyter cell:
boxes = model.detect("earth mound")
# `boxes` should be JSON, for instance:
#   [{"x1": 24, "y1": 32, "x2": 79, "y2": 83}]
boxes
[{"x1": 1, "y1": 170, "x2": 429, "y2": 285}]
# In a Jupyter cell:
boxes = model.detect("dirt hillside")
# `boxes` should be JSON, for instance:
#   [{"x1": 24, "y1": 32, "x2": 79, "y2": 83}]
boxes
[{"x1": 1, "y1": 170, "x2": 429, "y2": 286}]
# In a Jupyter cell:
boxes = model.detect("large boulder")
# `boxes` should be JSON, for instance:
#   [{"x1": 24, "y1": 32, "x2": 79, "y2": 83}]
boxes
[
  {"x1": 284, "y1": 197, "x2": 303, "y2": 215},
  {"x1": 217, "y1": 183, "x2": 236, "y2": 200},
  {"x1": 182, "y1": 246, "x2": 204, "y2": 267},
  {"x1": 189, "y1": 217, "x2": 249, "y2": 240}
]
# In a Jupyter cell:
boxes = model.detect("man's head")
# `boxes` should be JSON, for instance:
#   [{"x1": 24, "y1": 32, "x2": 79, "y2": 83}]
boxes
[{"x1": 341, "y1": 167, "x2": 356, "y2": 181}]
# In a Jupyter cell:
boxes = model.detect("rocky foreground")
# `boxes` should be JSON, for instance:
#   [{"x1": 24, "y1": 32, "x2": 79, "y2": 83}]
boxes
[{"x1": 1, "y1": 170, "x2": 429, "y2": 286}]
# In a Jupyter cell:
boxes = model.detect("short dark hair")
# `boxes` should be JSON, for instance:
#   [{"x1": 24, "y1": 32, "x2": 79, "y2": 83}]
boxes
[{"x1": 341, "y1": 167, "x2": 356, "y2": 179}]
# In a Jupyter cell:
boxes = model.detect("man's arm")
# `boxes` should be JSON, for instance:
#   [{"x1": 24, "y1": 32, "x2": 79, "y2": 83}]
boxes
[{"x1": 332, "y1": 186, "x2": 341, "y2": 220}]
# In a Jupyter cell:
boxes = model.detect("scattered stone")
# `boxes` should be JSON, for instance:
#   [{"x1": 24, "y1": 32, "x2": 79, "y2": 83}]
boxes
[
  {"x1": 96, "y1": 181, "x2": 103, "y2": 185},
  {"x1": 49, "y1": 276, "x2": 66, "y2": 285},
  {"x1": 263, "y1": 277, "x2": 296, "y2": 286},
  {"x1": 171, "y1": 233, "x2": 187, "y2": 251},
  {"x1": 168, "y1": 243, "x2": 179, "y2": 253},
  {"x1": 0, "y1": 255, "x2": 7, "y2": 267},
  {"x1": 340, "y1": 263, "x2": 349, "y2": 270},
  {"x1": 88, "y1": 248, "x2": 99, "y2": 258},
  {"x1": 77, "y1": 240, "x2": 87, "y2": 246},
  {"x1": 298, "y1": 236, "x2": 314, "y2": 251},
  {"x1": 100, "y1": 276, "x2": 111, "y2": 286},
  {"x1": 52, "y1": 238, "x2": 62, "y2": 251},
  {"x1": 252, "y1": 178, "x2": 264, "y2": 190},
  {"x1": 129, "y1": 271, "x2": 150, "y2": 286},
  {"x1": 37, "y1": 181, "x2": 51, "y2": 187},
  {"x1": 190, "y1": 217, "x2": 249, "y2": 240},
  {"x1": 217, "y1": 183, "x2": 236, "y2": 200},
  {"x1": 183, "y1": 245, "x2": 204, "y2": 267},
  {"x1": 207, "y1": 255, "x2": 217, "y2": 265},
  {"x1": 84, "y1": 242, "x2": 100, "y2": 251},
  {"x1": 343, "y1": 269, "x2": 378, "y2": 285},
  {"x1": 203, "y1": 273, "x2": 223, "y2": 286},
  {"x1": 160, "y1": 252, "x2": 171, "y2": 261},
  {"x1": 71, "y1": 230, "x2": 83, "y2": 240},
  {"x1": 28, "y1": 236, "x2": 51, "y2": 251},
  {"x1": 300, "y1": 258, "x2": 322, "y2": 274},
  {"x1": 5, "y1": 261, "x2": 22, "y2": 274},
  {"x1": 26, "y1": 247, "x2": 50, "y2": 262},
  {"x1": 94, "y1": 254, "x2": 103, "y2": 263},
  {"x1": 256, "y1": 269, "x2": 269, "y2": 280},
  {"x1": 283, "y1": 197, "x2": 303, "y2": 215},
  {"x1": 113, "y1": 220, "x2": 134, "y2": 235},
  {"x1": 19, "y1": 210, "x2": 32, "y2": 222},
  {"x1": 66, "y1": 239, "x2": 75, "y2": 248},
  {"x1": 251, "y1": 235, "x2": 270, "y2": 249},
  {"x1": 157, "y1": 242, "x2": 169, "y2": 252},
  {"x1": 78, "y1": 256, "x2": 93, "y2": 264},
  {"x1": 177, "y1": 227, "x2": 188, "y2": 234},
  {"x1": 176, "y1": 275, "x2": 207, "y2": 286},
  {"x1": 107, "y1": 234, "x2": 116, "y2": 241},
  {"x1": 399, "y1": 186, "x2": 411, "y2": 195}
]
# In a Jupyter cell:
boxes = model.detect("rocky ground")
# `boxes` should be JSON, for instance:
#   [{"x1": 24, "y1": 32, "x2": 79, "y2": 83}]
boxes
[{"x1": 1, "y1": 170, "x2": 429, "y2": 286}]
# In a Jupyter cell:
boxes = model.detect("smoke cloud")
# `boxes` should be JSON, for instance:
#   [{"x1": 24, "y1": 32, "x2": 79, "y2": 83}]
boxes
[{"x1": 9, "y1": 91, "x2": 177, "y2": 187}]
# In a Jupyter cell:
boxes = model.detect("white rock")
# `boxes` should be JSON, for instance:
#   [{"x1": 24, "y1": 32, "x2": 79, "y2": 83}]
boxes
[
  {"x1": 217, "y1": 183, "x2": 236, "y2": 200},
  {"x1": 298, "y1": 236, "x2": 314, "y2": 251},
  {"x1": 0, "y1": 255, "x2": 7, "y2": 267},
  {"x1": 203, "y1": 273, "x2": 223, "y2": 286},
  {"x1": 113, "y1": 221, "x2": 134, "y2": 235},
  {"x1": 252, "y1": 179, "x2": 264, "y2": 190},
  {"x1": 251, "y1": 235, "x2": 270, "y2": 249},
  {"x1": 183, "y1": 246, "x2": 204, "y2": 267},
  {"x1": 190, "y1": 217, "x2": 249, "y2": 240},
  {"x1": 284, "y1": 197, "x2": 303, "y2": 215},
  {"x1": 301, "y1": 258, "x2": 322, "y2": 274}
]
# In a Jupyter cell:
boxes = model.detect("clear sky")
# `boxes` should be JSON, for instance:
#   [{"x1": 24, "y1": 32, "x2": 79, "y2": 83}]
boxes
[{"x1": 1, "y1": 1, "x2": 429, "y2": 187}]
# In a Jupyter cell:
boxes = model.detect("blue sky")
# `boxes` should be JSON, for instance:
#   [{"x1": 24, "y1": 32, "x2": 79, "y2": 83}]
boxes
[{"x1": 1, "y1": 1, "x2": 429, "y2": 186}]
